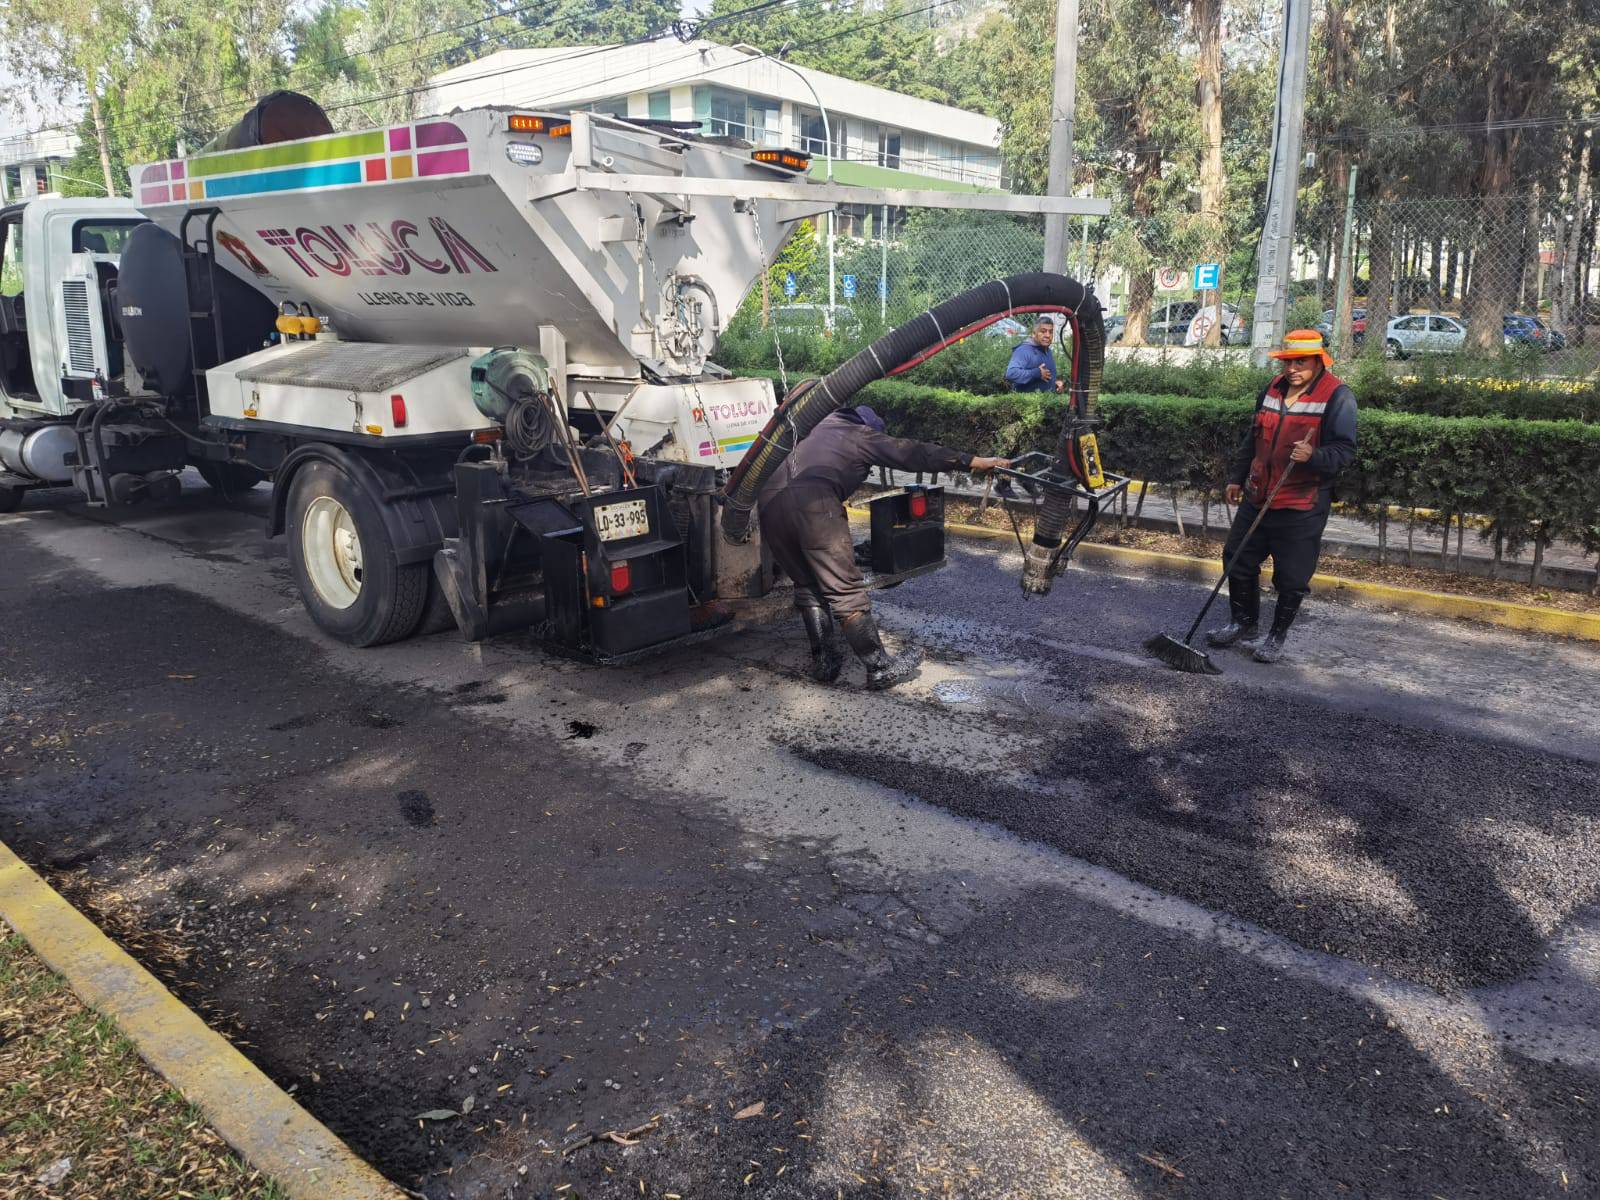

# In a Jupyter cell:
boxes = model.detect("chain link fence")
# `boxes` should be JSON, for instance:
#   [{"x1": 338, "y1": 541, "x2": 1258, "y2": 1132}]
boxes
[
  {"x1": 1298, "y1": 194, "x2": 1599, "y2": 379},
  {"x1": 728, "y1": 191, "x2": 1600, "y2": 382}
]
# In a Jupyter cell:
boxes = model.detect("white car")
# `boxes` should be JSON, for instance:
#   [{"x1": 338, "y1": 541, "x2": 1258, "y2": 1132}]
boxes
[{"x1": 1383, "y1": 313, "x2": 1510, "y2": 358}]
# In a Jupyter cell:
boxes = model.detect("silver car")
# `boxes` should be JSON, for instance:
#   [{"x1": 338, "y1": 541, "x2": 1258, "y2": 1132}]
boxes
[{"x1": 1383, "y1": 314, "x2": 1466, "y2": 358}]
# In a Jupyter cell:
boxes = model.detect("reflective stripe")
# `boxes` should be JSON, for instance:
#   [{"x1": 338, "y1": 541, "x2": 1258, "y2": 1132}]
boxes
[
  {"x1": 1261, "y1": 395, "x2": 1328, "y2": 414},
  {"x1": 1283, "y1": 337, "x2": 1324, "y2": 352}
]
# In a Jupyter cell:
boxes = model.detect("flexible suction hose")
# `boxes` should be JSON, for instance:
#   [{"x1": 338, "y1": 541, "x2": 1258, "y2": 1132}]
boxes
[{"x1": 720, "y1": 273, "x2": 1105, "y2": 592}]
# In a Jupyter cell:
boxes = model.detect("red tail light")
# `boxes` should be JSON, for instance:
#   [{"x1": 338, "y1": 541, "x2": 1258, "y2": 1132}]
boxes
[
  {"x1": 391, "y1": 394, "x2": 407, "y2": 427},
  {"x1": 909, "y1": 492, "x2": 928, "y2": 520},
  {"x1": 609, "y1": 560, "x2": 631, "y2": 595}
]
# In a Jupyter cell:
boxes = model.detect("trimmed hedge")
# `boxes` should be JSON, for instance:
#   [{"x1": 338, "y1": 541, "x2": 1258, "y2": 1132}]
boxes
[
  {"x1": 740, "y1": 372, "x2": 1600, "y2": 563},
  {"x1": 713, "y1": 328, "x2": 1600, "y2": 422}
]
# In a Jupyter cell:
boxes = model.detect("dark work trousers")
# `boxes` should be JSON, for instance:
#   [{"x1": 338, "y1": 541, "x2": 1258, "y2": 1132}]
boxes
[
  {"x1": 758, "y1": 484, "x2": 871, "y2": 618},
  {"x1": 1223, "y1": 502, "x2": 1330, "y2": 600}
]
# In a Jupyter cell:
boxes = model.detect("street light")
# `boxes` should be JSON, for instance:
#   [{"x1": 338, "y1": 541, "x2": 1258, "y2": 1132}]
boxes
[{"x1": 737, "y1": 42, "x2": 837, "y2": 329}]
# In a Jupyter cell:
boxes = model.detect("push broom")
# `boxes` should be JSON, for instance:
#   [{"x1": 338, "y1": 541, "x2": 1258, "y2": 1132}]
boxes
[{"x1": 1144, "y1": 465, "x2": 1297, "y2": 675}]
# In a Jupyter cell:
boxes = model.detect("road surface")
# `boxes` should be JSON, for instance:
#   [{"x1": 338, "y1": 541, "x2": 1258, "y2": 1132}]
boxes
[{"x1": 2, "y1": 481, "x2": 1597, "y2": 1198}]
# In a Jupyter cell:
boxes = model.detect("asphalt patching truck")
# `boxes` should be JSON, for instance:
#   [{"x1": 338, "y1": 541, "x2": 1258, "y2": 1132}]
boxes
[{"x1": 0, "y1": 93, "x2": 1119, "y2": 660}]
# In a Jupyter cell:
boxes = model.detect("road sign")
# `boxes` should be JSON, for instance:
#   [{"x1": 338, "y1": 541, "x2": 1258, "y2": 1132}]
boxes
[
  {"x1": 841, "y1": 274, "x2": 858, "y2": 299},
  {"x1": 1155, "y1": 266, "x2": 1184, "y2": 292},
  {"x1": 783, "y1": 271, "x2": 798, "y2": 297},
  {"x1": 1193, "y1": 262, "x2": 1221, "y2": 291}
]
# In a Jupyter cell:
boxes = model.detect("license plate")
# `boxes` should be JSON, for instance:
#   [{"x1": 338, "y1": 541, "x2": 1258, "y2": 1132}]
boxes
[{"x1": 595, "y1": 498, "x2": 649, "y2": 542}]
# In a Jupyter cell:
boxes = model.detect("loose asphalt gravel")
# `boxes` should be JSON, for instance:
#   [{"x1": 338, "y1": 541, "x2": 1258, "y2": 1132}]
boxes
[{"x1": 2, "y1": 482, "x2": 1598, "y2": 1198}]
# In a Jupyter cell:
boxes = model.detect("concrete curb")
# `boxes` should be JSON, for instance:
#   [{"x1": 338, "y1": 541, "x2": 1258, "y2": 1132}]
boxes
[
  {"x1": 0, "y1": 840, "x2": 405, "y2": 1200},
  {"x1": 929, "y1": 514, "x2": 1600, "y2": 644}
]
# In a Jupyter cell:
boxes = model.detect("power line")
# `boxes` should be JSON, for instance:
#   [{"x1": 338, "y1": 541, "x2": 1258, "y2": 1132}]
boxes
[{"x1": 19, "y1": 0, "x2": 822, "y2": 146}]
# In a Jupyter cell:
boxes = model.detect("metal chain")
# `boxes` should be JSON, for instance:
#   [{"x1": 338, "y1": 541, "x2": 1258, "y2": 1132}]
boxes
[{"x1": 750, "y1": 202, "x2": 789, "y2": 396}]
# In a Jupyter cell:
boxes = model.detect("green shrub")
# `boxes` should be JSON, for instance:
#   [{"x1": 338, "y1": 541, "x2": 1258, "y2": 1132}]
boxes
[{"x1": 735, "y1": 371, "x2": 1600, "y2": 560}]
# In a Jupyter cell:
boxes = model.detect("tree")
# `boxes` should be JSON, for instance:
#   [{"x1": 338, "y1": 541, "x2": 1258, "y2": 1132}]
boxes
[{"x1": 0, "y1": 0, "x2": 138, "y2": 195}]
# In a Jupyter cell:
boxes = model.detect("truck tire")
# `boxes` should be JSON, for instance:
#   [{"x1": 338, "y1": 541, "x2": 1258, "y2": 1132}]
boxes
[
  {"x1": 287, "y1": 460, "x2": 427, "y2": 647},
  {"x1": 0, "y1": 484, "x2": 22, "y2": 513},
  {"x1": 197, "y1": 460, "x2": 269, "y2": 497}
]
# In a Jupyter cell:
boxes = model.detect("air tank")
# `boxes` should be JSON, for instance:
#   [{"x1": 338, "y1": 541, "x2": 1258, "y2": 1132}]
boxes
[{"x1": 117, "y1": 224, "x2": 277, "y2": 401}]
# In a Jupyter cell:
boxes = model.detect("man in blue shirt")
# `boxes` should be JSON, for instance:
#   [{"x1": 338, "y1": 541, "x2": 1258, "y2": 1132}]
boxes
[{"x1": 1004, "y1": 317, "x2": 1066, "y2": 393}]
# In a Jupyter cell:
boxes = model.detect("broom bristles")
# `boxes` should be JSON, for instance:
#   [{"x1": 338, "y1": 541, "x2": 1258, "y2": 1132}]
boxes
[{"x1": 1143, "y1": 633, "x2": 1223, "y2": 676}]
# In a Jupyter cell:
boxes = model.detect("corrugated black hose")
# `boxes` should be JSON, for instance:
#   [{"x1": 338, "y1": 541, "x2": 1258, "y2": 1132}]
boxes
[{"x1": 720, "y1": 273, "x2": 1105, "y2": 593}]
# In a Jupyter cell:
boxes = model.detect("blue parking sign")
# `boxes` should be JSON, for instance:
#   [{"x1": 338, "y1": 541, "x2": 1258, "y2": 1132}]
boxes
[
  {"x1": 842, "y1": 274, "x2": 858, "y2": 299},
  {"x1": 784, "y1": 271, "x2": 798, "y2": 297},
  {"x1": 1193, "y1": 262, "x2": 1221, "y2": 291}
]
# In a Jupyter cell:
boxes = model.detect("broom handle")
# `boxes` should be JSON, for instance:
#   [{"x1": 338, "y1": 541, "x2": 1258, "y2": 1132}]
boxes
[{"x1": 1182, "y1": 466, "x2": 1298, "y2": 644}]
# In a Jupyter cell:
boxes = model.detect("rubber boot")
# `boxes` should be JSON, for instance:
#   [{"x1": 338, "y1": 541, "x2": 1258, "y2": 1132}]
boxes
[
  {"x1": 797, "y1": 602, "x2": 844, "y2": 683},
  {"x1": 840, "y1": 611, "x2": 922, "y2": 691},
  {"x1": 1205, "y1": 575, "x2": 1260, "y2": 648},
  {"x1": 1252, "y1": 591, "x2": 1304, "y2": 664}
]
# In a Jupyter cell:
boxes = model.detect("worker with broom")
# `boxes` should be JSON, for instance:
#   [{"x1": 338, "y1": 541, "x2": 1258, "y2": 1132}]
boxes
[{"x1": 1205, "y1": 329, "x2": 1358, "y2": 664}]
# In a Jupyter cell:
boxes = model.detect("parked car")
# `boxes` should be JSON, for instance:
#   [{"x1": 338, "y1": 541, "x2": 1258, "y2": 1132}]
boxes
[
  {"x1": 1148, "y1": 301, "x2": 1199, "y2": 345},
  {"x1": 983, "y1": 316, "x2": 1032, "y2": 339},
  {"x1": 1314, "y1": 307, "x2": 1367, "y2": 346},
  {"x1": 770, "y1": 304, "x2": 863, "y2": 338},
  {"x1": 1183, "y1": 303, "x2": 1248, "y2": 347},
  {"x1": 1383, "y1": 313, "x2": 1501, "y2": 358},
  {"x1": 1104, "y1": 313, "x2": 1126, "y2": 343},
  {"x1": 1504, "y1": 313, "x2": 1566, "y2": 351}
]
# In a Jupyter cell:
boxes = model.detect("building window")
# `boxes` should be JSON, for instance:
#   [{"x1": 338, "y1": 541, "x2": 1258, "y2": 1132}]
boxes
[
  {"x1": 796, "y1": 107, "x2": 827, "y2": 157},
  {"x1": 34, "y1": 165, "x2": 50, "y2": 193},
  {"x1": 748, "y1": 99, "x2": 781, "y2": 146},
  {"x1": 586, "y1": 97, "x2": 630, "y2": 119},
  {"x1": 647, "y1": 91, "x2": 671, "y2": 120},
  {"x1": 878, "y1": 128, "x2": 901, "y2": 170},
  {"x1": 694, "y1": 87, "x2": 751, "y2": 138}
]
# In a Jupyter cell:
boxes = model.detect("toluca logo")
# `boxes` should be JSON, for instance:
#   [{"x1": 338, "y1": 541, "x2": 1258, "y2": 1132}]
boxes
[
  {"x1": 704, "y1": 398, "x2": 771, "y2": 422},
  {"x1": 255, "y1": 217, "x2": 499, "y2": 279}
]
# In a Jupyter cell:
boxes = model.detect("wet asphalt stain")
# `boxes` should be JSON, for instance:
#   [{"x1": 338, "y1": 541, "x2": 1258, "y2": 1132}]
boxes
[
  {"x1": 398, "y1": 790, "x2": 436, "y2": 829},
  {"x1": 269, "y1": 711, "x2": 324, "y2": 732},
  {"x1": 564, "y1": 719, "x2": 599, "y2": 739},
  {"x1": 351, "y1": 708, "x2": 403, "y2": 730}
]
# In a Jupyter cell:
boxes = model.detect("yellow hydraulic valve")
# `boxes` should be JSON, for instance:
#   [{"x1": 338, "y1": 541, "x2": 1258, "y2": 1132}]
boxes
[{"x1": 274, "y1": 314, "x2": 324, "y2": 339}]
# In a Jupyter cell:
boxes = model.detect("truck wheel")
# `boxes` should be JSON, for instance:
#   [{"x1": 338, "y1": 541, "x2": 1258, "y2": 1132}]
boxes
[
  {"x1": 287, "y1": 461, "x2": 427, "y2": 647},
  {"x1": 197, "y1": 460, "x2": 268, "y2": 496},
  {"x1": 0, "y1": 484, "x2": 22, "y2": 513}
]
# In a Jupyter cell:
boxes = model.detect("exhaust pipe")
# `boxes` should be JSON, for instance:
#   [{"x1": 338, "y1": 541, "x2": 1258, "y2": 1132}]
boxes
[{"x1": 721, "y1": 273, "x2": 1105, "y2": 557}]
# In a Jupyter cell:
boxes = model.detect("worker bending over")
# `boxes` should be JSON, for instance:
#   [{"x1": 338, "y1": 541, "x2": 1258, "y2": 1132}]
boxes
[
  {"x1": 1207, "y1": 330, "x2": 1358, "y2": 663},
  {"x1": 760, "y1": 406, "x2": 1007, "y2": 689}
]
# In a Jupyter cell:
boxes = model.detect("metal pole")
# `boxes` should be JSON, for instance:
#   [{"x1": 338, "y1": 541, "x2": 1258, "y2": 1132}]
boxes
[
  {"x1": 1248, "y1": 0, "x2": 1312, "y2": 366},
  {"x1": 1042, "y1": 0, "x2": 1079, "y2": 274},
  {"x1": 880, "y1": 203, "x2": 889, "y2": 324},
  {"x1": 766, "y1": 49, "x2": 836, "y2": 330},
  {"x1": 1080, "y1": 215, "x2": 1090, "y2": 281},
  {"x1": 1333, "y1": 163, "x2": 1358, "y2": 358}
]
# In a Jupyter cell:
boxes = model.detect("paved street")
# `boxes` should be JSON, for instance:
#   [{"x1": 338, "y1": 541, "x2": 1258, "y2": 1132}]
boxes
[{"x1": 2, "y1": 481, "x2": 1598, "y2": 1198}]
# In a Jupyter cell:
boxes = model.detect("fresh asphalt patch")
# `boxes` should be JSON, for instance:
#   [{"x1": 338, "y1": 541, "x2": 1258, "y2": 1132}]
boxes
[{"x1": 792, "y1": 652, "x2": 1600, "y2": 993}]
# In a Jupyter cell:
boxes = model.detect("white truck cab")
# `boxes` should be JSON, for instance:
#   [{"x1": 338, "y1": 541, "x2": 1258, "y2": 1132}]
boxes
[{"x1": 0, "y1": 198, "x2": 148, "y2": 421}]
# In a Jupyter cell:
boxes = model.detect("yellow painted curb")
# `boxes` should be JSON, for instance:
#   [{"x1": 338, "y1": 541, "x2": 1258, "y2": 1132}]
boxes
[
  {"x1": 857, "y1": 506, "x2": 1600, "y2": 644},
  {"x1": 0, "y1": 841, "x2": 405, "y2": 1200}
]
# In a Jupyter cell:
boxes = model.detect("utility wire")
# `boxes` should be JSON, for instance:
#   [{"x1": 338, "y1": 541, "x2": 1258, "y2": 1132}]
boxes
[{"x1": 17, "y1": 0, "x2": 825, "y2": 145}]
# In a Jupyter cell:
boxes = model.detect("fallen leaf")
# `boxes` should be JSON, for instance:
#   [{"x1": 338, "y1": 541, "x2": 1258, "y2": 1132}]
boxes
[
  {"x1": 734, "y1": 1101, "x2": 765, "y2": 1120},
  {"x1": 461, "y1": 1094, "x2": 476, "y2": 1114},
  {"x1": 412, "y1": 1109, "x2": 459, "y2": 1122}
]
